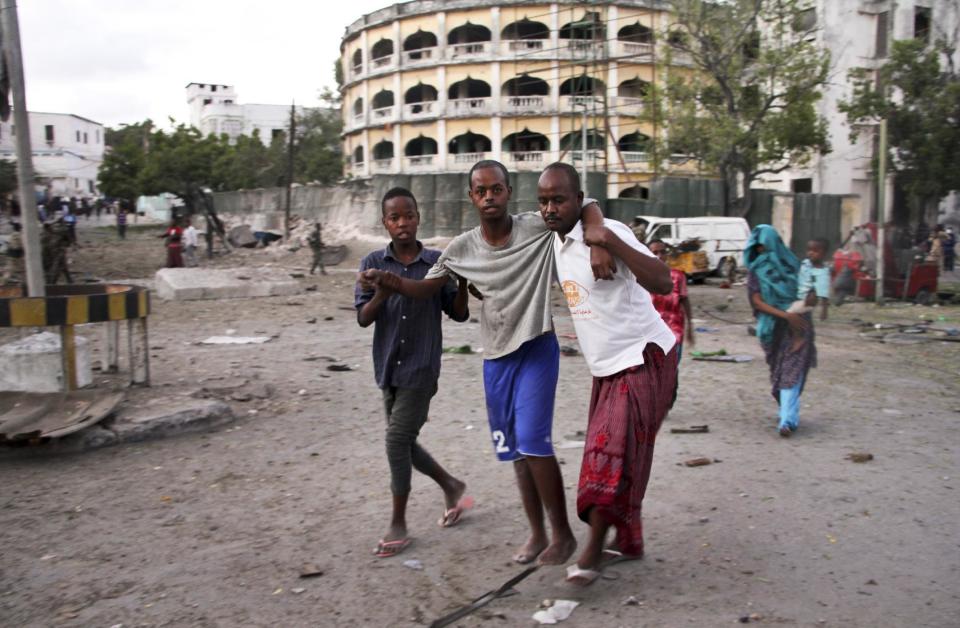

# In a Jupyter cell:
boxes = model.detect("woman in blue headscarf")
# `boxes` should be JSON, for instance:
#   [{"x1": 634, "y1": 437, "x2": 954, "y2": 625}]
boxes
[{"x1": 744, "y1": 225, "x2": 815, "y2": 437}]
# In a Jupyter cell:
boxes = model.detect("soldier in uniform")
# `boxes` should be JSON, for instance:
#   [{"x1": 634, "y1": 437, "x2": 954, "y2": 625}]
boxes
[
  {"x1": 42, "y1": 219, "x2": 73, "y2": 284},
  {"x1": 308, "y1": 222, "x2": 327, "y2": 275}
]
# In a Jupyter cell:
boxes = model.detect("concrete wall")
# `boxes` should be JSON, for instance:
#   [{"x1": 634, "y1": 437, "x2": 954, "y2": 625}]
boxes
[{"x1": 211, "y1": 172, "x2": 609, "y2": 239}]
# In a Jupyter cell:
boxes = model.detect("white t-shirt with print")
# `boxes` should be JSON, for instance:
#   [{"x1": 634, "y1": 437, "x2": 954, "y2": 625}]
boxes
[{"x1": 553, "y1": 218, "x2": 676, "y2": 377}]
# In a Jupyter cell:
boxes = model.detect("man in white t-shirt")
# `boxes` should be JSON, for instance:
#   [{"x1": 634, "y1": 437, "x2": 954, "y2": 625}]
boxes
[
  {"x1": 537, "y1": 162, "x2": 679, "y2": 585},
  {"x1": 182, "y1": 220, "x2": 199, "y2": 267}
]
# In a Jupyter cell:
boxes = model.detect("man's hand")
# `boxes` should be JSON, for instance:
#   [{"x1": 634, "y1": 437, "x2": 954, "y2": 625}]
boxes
[
  {"x1": 359, "y1": 269, "x2": 401, "y2": 293},
  {"x1": 583, "y1": 225, "x2": 617, "y2": 280},
  {"x1": 686, "y1": 320, "x2": 696, "y2": 347},
  {"x1": 468, "y1": 282, "x2": 484, "y2": 301}
]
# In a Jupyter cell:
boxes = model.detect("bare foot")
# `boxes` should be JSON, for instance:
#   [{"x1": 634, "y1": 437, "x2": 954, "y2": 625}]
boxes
[
  {"x1": 513, "y1": 536, "x2": 548, "y2": 564},
  {"x1": 536, "y1": 534, "x2": 578, "y2": 566}
]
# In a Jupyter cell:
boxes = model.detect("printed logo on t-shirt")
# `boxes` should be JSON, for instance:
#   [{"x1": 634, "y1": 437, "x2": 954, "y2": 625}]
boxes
[{"x1": 561, "y1": 280, "x2": 596, "y2": 320}]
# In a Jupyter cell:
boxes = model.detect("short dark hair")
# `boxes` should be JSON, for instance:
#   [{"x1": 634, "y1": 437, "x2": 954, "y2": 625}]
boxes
[
  {"x1": 468, "y1": 160, "x2": 510, "y2": 190},
  {"x1": 542, "y1": 162, "x2": 581, "y2": 193},
  {"x1": 381, "y1": 187, "x2": 418, "y2": 215},
  {"x1": 809, "y1": 237, "x2": 829, "y2": 251},
  {"x1": 648, "y1": 238, "x2": 665, "y2": 246}
]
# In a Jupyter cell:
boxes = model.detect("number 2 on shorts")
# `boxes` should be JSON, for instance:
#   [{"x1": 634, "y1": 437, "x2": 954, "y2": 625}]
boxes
[{"x1": 492, "y1": 430, "x2": 510, "y2": 453}]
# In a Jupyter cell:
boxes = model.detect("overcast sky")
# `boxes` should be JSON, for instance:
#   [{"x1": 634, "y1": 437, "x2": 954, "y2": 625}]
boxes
[{"x1": 18, "y1": 0, "x2": 392, "y2": 128}]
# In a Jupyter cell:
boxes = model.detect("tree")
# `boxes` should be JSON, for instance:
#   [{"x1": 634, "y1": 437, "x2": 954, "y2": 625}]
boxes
[
  {"x1": 137, "y1": 122, "x2": 230, "y2": 212},
  {"x1": 840, "y1": 37, "x2": 960, "y2": 222},
  {"x1": 644, "y1": 0, "x2": 831, "y2": 215},
  {"x1": 211, "y1": 131, "x2": 274, "y2": 190},
  {"x1": 98, "y1": 121, "x2": 152, "y2": 200},
  {"x1": 294, "y1": 106, "x2": 343, "y2": 185}
]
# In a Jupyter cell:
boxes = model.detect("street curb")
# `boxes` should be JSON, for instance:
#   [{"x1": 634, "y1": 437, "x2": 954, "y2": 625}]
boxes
[{"x1": 0, "y1": 399, "x2": 236, "y2": 459}]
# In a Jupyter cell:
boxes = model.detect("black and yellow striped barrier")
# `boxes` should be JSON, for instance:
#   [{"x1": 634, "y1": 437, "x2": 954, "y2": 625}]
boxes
[
  {"x1": 0, "y1": 284, "x2": 149, "y2": 327},
  {"x1": 0, "y1": 284, "x2": 151, "y2": 390}
]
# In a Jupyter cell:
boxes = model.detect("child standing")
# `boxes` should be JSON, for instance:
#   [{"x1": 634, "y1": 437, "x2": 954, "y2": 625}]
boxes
[
  {"x1": 355, "y1": 187, "x2": 471, "y2": 558},
  {"x1": 648, "y1": 239, "x2": 695, "y2": 359},
  {"x1": 537, "y1": 163, "x2": 678, "y2": 585}
]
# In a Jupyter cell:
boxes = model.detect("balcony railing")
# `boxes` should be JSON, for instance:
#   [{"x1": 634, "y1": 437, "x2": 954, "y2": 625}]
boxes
[
  {"x1": 447, "y1": 97, "x2": 490, "y2": 116},
  {"x1": 371, "y1": 106, "x2": 396, "y2": 122},
  {"x1": 372, "y1": 158, "x2": 394, "y2": 173},
  {"x1": 403, "y1": 47, "x2": 437, "y2": 65},
  {"x1": 502, "y1": 95, "x2": 546, "y2": 113},
  {"x1": 565, "y1": 149, "x2": 605, "y2": 162},
  {"x1": 352, "y1": 111, "x2": 365, "y2": 127},
  {"x1": 405, "y1": 154, "x2": 436, "y2": 171},
  {"x1": 611, "y1": 96, "x2": 644, "y2": 113},
  {"x1": 615, "y1": 41, "x2": 654, "y2": 59},
  {"x1": 351, "y1": 64, "x2": 363, "y2": 77},
  {"x1": 449, "y1": 42, "x2": 489, "y2": 59},
  {"x1": 448, "y1": 152, "x2": 489, "y2": 170},
  {"x1": 351, "y1": 161, "x2": 365, "y2": 175},
  {"x1": 560, "y1": 95, "x2": 602, "y2": 111},
  {"x1": 505, "y1": 151, "x2": 545, "y2": 171},
  {"x1": 404, "y1": 101, "x2": 438, "y2": 119},
  {"x1": 563, "y1": 40, "x2": 604, "y2": 59},
  {"x1": 371, "y1": 55, "x2": 394, "y2": 70}
]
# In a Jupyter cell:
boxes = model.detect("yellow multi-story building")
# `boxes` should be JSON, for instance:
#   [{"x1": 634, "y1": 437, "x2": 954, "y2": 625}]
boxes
[{"x1": 340, "y1": 0, "x2": 680, "y2": 200}]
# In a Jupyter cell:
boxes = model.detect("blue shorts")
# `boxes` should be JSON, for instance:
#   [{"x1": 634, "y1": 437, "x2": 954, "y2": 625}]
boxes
[{"x1": 482, "y1": 332, "x2": 559, "y2": 462}]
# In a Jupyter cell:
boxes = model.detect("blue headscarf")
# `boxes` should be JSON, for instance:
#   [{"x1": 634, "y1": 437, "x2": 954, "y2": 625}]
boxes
[{"x1": 744, "y1": 225, "x2": 799, "y2": 344}]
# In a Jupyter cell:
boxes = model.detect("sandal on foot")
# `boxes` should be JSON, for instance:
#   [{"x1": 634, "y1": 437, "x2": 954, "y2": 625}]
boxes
[
  {"x1": 438, "y1": 495, "x2": 474, "y2": 528},
  {"x1": 373, "y1": 538, "x2": 411, "y2": 558},
  {"x1": 565, "y1": 563, "x2": 602, "y2": 585}
]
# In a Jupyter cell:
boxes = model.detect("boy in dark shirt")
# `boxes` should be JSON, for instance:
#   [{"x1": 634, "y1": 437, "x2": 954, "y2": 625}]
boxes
[{"x1": 355, "y1": 187, "x2": 472, "y2": 558}]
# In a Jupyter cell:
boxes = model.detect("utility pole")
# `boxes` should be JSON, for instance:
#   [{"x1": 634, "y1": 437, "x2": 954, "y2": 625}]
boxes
[
  {"x1": 284, "y1": 102, "x2": 295, "y2": 240},
  {"x1": 1, "y1": 0, "x2": 44, "y2": 296},
  {"x1": 875, "y1": 118, "x2": 888, "y2": 304},
  {"x1": 581, "y1": 103, "x2": 588, "y2": 198}
]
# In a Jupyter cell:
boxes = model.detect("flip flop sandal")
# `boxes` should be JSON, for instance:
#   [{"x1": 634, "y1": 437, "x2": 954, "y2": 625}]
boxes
[
  {"x1": 565, "y1": 564, "x2": 602, "y2": 585},
  {"x1": 374, "y1": 538, "x2": 411, "y2": 558},
  {"x1": 438, "y1": 495, "x2": 475, "y2": 528}
]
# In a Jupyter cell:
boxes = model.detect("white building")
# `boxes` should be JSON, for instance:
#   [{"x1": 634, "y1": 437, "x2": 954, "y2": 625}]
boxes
[
  {"x1": 761, "y1": 0, "x2": 960, "y2": 223},
  {"x1": 186, "y1": 82, "x2": 305, "y2": 144},
  {"x1": 0, "y1": 112, "x2": 104, "y2": 198}
]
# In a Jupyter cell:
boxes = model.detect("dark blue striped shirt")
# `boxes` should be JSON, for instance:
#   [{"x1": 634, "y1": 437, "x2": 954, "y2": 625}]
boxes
[{"x1": 355, "y1": 243, "x2": 467, "y2": 389}]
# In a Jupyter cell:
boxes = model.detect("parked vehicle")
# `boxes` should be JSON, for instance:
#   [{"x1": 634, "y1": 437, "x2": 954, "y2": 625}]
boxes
[{"x1": 639, "y1": 216, "x2": 751, "y2": 275}]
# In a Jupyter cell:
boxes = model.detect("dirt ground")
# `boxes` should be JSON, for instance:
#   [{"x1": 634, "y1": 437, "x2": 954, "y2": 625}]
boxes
[{"x1": 1, "y1": 217, "x2": 958, "y2": 627}]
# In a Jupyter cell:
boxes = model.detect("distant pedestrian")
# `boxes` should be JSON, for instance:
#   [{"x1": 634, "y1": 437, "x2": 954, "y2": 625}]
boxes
[
  {"x1": 944, "y1": 227, "x2": 956, "y2": 272},
  {"x1": 62, "y1": 208, "x2": 77, "y2": 246},
  {"x1": 42, "y1": 219, "x2": 72, "y2": 284},
  {"x1": 183, "y1": 219, "x2": 199, "y2": 267},
  {"x1": 744, "y1": 225, "x2": 816, "y2": 438},
  {"x1": 308, "y1": 222, "x2": 327, "y2": 275},
  {"x1": 116, "y1": 206, "x2": 127, "y2": 239},
  {"x1": 161, "y1": 217, "x2": 184, "y2": 268}
]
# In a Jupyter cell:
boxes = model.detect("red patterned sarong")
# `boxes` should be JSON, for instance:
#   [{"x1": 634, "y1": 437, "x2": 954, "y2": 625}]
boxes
[{"x1": 576, "y1": 344, "x2": 678, "y2": 556}]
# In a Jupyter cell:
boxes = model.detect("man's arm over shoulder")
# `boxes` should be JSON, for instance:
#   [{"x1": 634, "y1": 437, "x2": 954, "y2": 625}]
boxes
[{"x1": 592, "y1": 220, "x2": 673, "y2": 295}]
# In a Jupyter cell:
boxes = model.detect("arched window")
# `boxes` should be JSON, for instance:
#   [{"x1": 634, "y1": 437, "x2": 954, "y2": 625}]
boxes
[
  {"x1": 619, "y1": 185, "x2": 650, "y2": 199},
  {"x1": 448, "y1": 22, "x2": 491, "y2": 44},
  {"x1": 502, "y1": 74, "x2": 549, "y2": 96},
  {"x1": 501, "y1": 18, "x2": 549, "y2": 40},
  {"x1": 448, "y1": 131, "x2": 492, "y2": 155},
  {"x1": 371, "y1": 90, "x2": 394, "y2": 109},
  {"x1": 353, "y1": 145, "x2": 364, "y2": 164},
  {"x1": 372, "y1": 140, "x2": 394, "y2": 160},
  {"x1": 617, "y1": 23, "x2": 653, "y2": 44},
  {"x1": 559, "y1": 76, "x2": 605, "y2": 96},
  {"x1": 618, "y1": 77, "x2": 650, "y2": 99},
  {"x1": 618, "y1": 131, "x2": 651, "y2": 153},
  {"x1": 352, "y1": 97, "x2": 364, "y2": 116},
  {"x1": 405, "y1": 135, "x2": 438, "y2": 156},
  {"x1": 560, "y1": 13, "x2": 605, "y2": 40},
  {"x1": 404, "y1": 83, "x2": 438, "y2": 104},
  {"x1": 560, "y1": 129, "x2": 604, "y2": 151},
  {"x1": 403, "y1": 30, "x2": 437, "y2": 60},
  {"x1": 351, "y1": 49, "x2": 363, "y2": 71},
  {"x1": 371, "y1": 38, "x2": 394, "y2": 61},
  {"x1": 502, "y1": 128, "x2": 550, "y2": 152},
  {"x1": 448, "y1": 77, "x2": 491, "y2": 100}
]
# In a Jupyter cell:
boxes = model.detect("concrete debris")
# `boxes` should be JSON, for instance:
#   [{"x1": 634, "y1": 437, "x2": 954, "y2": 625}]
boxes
[
  {"x1": 200, "y1": 336, "x2": 273, "y2": 345},
  {"x1": 227, "y1": 224, "x2": 258, "y2": 248}
]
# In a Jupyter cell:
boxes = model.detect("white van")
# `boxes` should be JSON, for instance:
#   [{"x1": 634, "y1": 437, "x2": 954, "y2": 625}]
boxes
[{"x1": 639, "y1": 216, "x2": 751, "y2": 274}]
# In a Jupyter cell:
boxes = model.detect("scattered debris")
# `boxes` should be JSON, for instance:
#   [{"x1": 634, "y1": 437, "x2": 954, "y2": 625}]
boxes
[
  {"x1": 693, "y1": 354, "x2": 753, "y2": 363},
  {"x1": 555, "y1": 440, "x2": 586, "y2": 450},
  {"x1": 326, "y1": 364, "x2": 354, "y2": 372},
  {"x1": 532, "y1": 600, "x2": 579, "y2": 624},
  {"x1": 200, "y1": 336, "x2": 273, "y2": 345},
  {"x1": 846, "y1": 452, "x2": 874, "y2": 463},
  {"x1": 670, "y1": 425, "x2": 709, "y2": 434},
  {"x1": 305, "y1": 317, "x2": 317, "y2": 324},
  {"x1": 559, "y1": 345, "x2": 580, "y2": 357},
  {"x1": 403, "y1": 559, "x2": 423, "y2": 570},
  {"x1": 298, "y1": 564, "x2": 324, "y2": 579},
  {"x1": 324, "y1": 316, "x2": 334, "y2": 321},
  {"x1": 290, "y1": 587, "x2": 306, "y2": 595},
  {"x1": 695, "y1": 327, "x2": 720, "y2": 333},
  {"x1": 442, "y1": 345, "x2": 474, "y2": 354},
  {"x1": 691, "y1": 349, "x2": 726, "y2": 358},
  {"x1": 290, "y1": 273, "x2": 305, "y2": 279},
  {"x1": 622, "y1": 596, "x2": 641, "y2": 606},
  {"x1": 684, "y1": 457, "x2": 712, "y2": 467}
]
